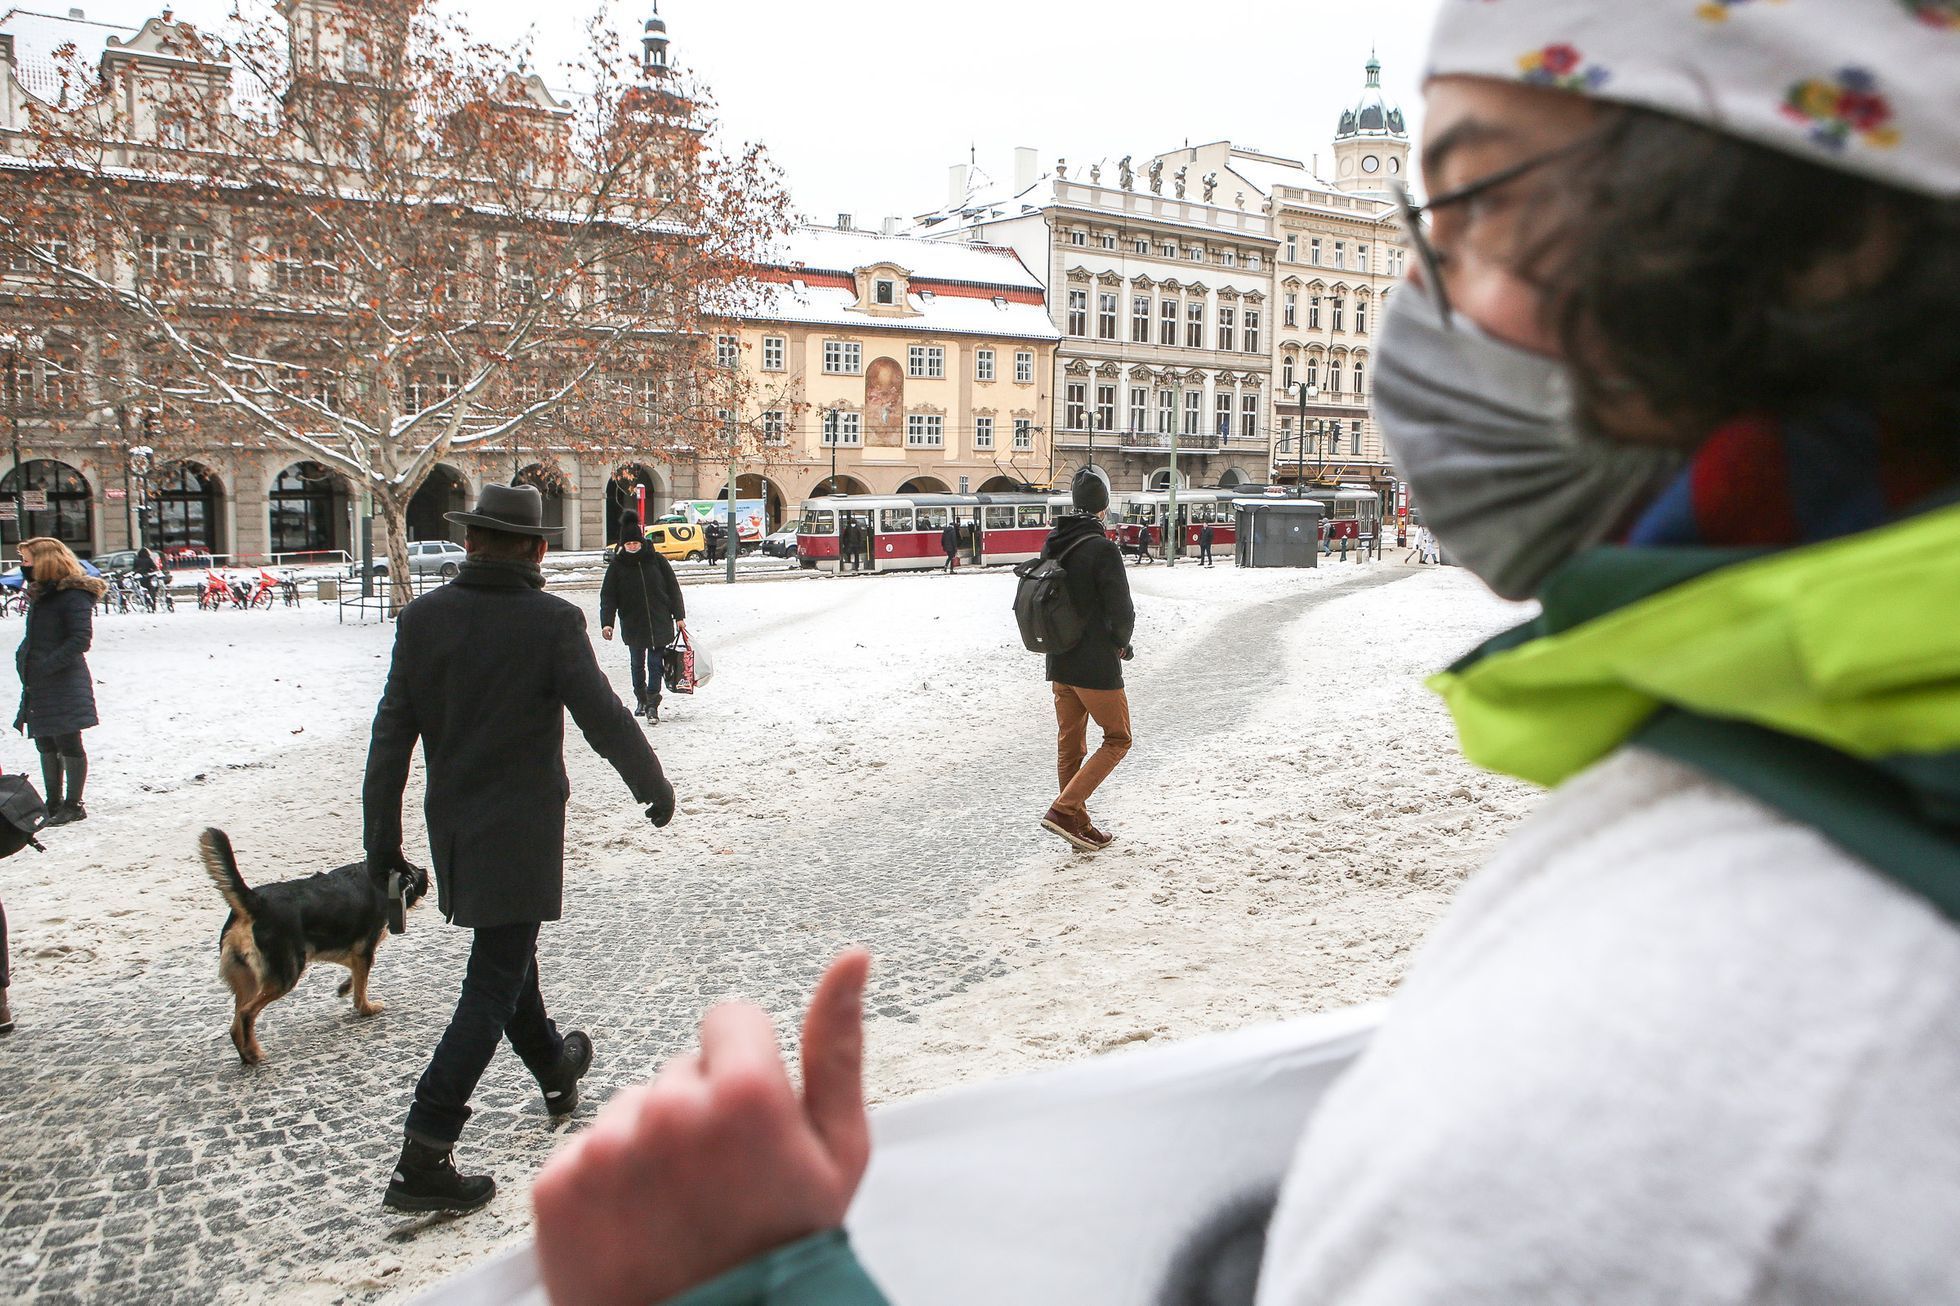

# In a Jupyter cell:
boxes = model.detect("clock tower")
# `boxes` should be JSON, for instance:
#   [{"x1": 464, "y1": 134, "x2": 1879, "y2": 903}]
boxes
[{"x1": 1330, "y1": 52, "x2": 1409, "y2": 199}]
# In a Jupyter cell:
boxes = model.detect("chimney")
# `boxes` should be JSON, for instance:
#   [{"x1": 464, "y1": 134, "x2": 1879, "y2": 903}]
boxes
[
  {"x1": 948, "y1": 163, "x2": 969, "y2": 208},
  {"x1": 882, "y1": 216, "x2": 900, "y2": 237},
  {"x1": 1014, "y1": 146, "x2": 1037, "y2": 192},
  {"x1": 836, "y1": 213, "x2": 852, "y2": 232},
  {"x1": 67, "y1": 7, "x2": 84, "y2": 18}
]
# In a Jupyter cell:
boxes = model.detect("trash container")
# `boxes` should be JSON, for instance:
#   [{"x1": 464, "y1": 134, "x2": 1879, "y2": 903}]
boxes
[
  {"x1": 316, "y1": 578, "x2": 340, "y2": 601},
  {"x1": 1235, "y1": 503, "x2": 1322, "y2": 568}
]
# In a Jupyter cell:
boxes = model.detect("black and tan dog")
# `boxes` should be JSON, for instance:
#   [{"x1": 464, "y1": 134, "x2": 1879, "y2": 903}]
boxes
[{"x1": 199, "y1": 827, "x2": 428, "y2": 1065}]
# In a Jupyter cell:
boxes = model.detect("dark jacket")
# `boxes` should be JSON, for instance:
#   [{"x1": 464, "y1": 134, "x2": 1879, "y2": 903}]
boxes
[
  {"x1": 940, "y1": 523, "x2": 960, "y2": 554},
  {"x1": 1199, "y1": 524, "x2": 1217, "y2": 547},
  {"x1": 363, "y1": 560, "x2": 667, "y2": 929},
  {"x1": 600, "y1": 544, "x2": 685, "y2": 650},
  {"x1": 1041, "y1": 514, "x2": 1134, "y2": 692},
  {"x1": 15, "y1": 577, "x2": 105, "y2": 737}
]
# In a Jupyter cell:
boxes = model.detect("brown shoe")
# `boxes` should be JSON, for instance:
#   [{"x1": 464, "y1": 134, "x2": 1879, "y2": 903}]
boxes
[{"x1": 1041, "y1": 806, "x2": 1111, "y2": 852}]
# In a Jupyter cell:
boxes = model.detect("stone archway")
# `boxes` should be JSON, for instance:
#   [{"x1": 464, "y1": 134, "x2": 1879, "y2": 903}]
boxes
[
  {"x1": 810, "y1": 474, "x2": 870, "y2": 498},
  {"x1": 606, "y1": 464, "x2": 664, "y2": 543},
  {"x1": 1, "y1": 458, "x2": 93, "y2": 555},
  {"x1": 515, "y1": 462, "x2": 572, "y2": 535},
  {"x1": 976, "y1": 475, "x2": 1026, "y2": 493},
  {"x1": 732, "y1": 473, "x2": 787, "y2": 530},
  {"x1": 897, "y1": 476, "x2": 951, "y2": 494},
  {"x1": 1217, "y1": 467, "x2": 1248, "y2": 489},
  {"x1": 153, "y1": 461, "x2": 225, "y2": 556},
  {"x1": 269, "y1": 460, "x2": 351, "y2": 556},
  {"x1": 407, "y1": 465, "x2": 469, "y2": 542}
]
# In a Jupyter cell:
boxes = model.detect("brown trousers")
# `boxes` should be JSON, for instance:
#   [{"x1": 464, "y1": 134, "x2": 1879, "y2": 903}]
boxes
[{"x1": 1052, "y1": 683, "x2": 1132, "y2": 820}]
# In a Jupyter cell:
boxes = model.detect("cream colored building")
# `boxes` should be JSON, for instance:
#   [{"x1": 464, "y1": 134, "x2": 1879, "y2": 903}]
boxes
[{"x1": 723, "y1": 225, "x2": 1059, "y2": 518}]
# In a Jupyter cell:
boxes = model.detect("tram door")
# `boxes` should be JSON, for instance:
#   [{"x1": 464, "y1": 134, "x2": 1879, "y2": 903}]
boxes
[
  {"x1": 844, "y1": 512, "x2": 873, "y2": 571},
  {"x1": 957, "y1": 508, "x2": 981, "y2": 564}
]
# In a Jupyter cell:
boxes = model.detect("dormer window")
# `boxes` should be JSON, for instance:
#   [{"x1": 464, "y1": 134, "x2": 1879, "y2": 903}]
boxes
[{"x1": 875, "y1": 279, "x2": 897, "y2": 305}]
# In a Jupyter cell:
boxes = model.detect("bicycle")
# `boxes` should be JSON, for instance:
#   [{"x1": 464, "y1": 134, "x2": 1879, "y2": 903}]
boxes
[{"x1": 278, "y1": 570, "x2": 301, "y2": 608}]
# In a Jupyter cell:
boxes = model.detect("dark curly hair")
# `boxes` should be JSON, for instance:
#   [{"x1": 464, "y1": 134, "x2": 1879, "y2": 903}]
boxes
[{"x1": 1526, "y1": 107, "x2": 1960, "y2": 451}]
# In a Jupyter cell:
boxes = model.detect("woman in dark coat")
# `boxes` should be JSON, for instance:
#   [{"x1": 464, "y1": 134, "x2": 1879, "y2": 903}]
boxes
[
  {"x1": 600, "y1": 514, "x2": 687, "y2": 721},
  {"x1": 14, "y1": 537, "x2": 105, "y2": 825}
]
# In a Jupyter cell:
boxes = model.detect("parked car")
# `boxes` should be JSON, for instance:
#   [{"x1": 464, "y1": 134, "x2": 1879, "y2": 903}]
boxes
[
  {"x1": 368, "y1": 539, "x2": 466, "y2": 578},
  {"x1": 94, "y1": 549, "x2": 139, "y2": 572},
  {"x1": 639, "y1": 521, "x2": 706, "y2": 563},
  {"x1": 760, "y1": 526, "x2": 798, "y2": 558}
]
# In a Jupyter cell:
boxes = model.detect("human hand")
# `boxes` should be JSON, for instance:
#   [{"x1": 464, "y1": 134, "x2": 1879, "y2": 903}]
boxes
[
  {"x1": 646, "y1": 772, "x2": 675, "y2": 828},
  {"x1": 532, "y1": 950, "x2": 873, "y2": 1306},
  {"x1": 1120, "y1": 645, "x2": 1135, "y2": 661},
  {"x1": 602, "y1": 627, "x2": 614, "y2": 642}
]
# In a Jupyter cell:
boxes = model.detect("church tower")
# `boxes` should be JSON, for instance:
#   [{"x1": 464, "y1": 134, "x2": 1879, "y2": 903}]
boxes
[
  {"x1": 1330, "y1": 52, "x2": 1409, "y2": 198},
  {"x1": 642, "y1": 1, "x2": 671, "y2": 78}
]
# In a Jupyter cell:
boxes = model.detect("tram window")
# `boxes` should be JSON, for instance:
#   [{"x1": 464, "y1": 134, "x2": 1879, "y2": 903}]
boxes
[
  {"x1": 916, "y1": 506, "x2": 952, "y2": 530},
  {"x1": 880, "y1": 508, "x2": 914, "y2": 533},
  {"x1": 1017, "y1": 505, "x2": 1047, "y2": 528},
  {"x1": 799, "y1": 510, "x2": 835, "y2": 534},
  {"x1": 984, "y1": 506, "x2": 1015, "y2": 530},
  {"x1": 1124, "y1": 503, "x2": 1152, "y2": 524}
]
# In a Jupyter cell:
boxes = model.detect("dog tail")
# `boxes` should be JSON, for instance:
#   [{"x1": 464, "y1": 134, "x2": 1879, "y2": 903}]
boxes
[{"x1": 199, "y1": 828, "x2": 259, "y2": 921}]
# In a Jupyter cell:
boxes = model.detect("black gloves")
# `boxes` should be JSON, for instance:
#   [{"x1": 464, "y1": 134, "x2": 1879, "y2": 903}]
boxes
[{"x1": 646, "y1": 771, "x2": 676, "y2": 829}]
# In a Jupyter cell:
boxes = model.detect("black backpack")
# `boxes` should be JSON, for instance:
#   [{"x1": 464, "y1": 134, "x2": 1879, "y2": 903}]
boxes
[
  {"x1": 0, "y1": 774, "x2": 47, "y2": 858},
  {"x1": 1013, "y1": 534, "x2": 1098, "y2": 654}
]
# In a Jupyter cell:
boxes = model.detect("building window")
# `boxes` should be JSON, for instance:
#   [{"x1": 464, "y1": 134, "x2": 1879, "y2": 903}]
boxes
[
  {"x1": 1133, "y1": 238, "x2": 1149, "y2": 254},
  {"x1": 1160, "y1": 299, "x2": 1178, "y2": 347},
  {"x1": 1352, "y1": 359, "x2": 1365, "y2": 395},
  {"x1": 1222, "y1": 250, "x2": 1237, "y2": 267},
  {"x1": 875, "y1": 278, "x2": 897, "y2": 305},
  {"x1": 1066, "y1": 289, "x2": 1089, "y2": 337},
  {"x1": 1244, "y1": 309, "x2": 1261, "y2": 354},
  {"x1": 1334, "y1": 241, "x2": 1346, "y2": 268},
  {"x1": 1279, "y1": 416, "x2": 1293, "y2": 453},
  {"x1": 1157, "y1": 388, "x2": 1175, "y2": 434},
  {"x1": 1099, "y1": 234, "x2": 1116, "y2": 250},
  {"x1": 715, "y1": 334, "x2": 740, "y2": 369},
  {"x1": 141, "y1": 230, "x2": 212, "y2": 283},
  {"x1": 821, "y1": 411, "x2": 863, "y2": 446},
  {"x1": 1331, "y1": 299, "x2": 1345, "y2": 333},
  {"x1": 1357, "y1": 245, "x2": 1369, "y2": 274},
  {"x1": 1013, "y1": 418, "x2": 1034, "y2": 450},
  {"x1": 907, "y1": 345, "x2": 945, "y2": 379},
  {"x1": 762, "y1": 410, "x2": 788, "y2": 445},
  {"x1": 1185, "y1": 301, "x2": 1204, "y2": 349},
  {"x1": 1248, "y1": 253, "x2": 1262, "y2": 270},
  {"x1": 1310, "y1": 238, "x2": 1322, "y2": 266},
  {"x1": 1183, "y1": 389, "x2": 1201, "y2": 436},
  {"x1": 1217, "y1": 306, "x2": 1236, "y2": 353},
  {"x1": 1282, "y1": 354, "x2": 1296, "y2": 390},
  {"x1": 1241, "y1": 393, "x2": 1259, "y2": 441},
  {"x1": 1285, "y1": 235, "x2": 1297, "y2": 261},
  {"x1": 1388, "y1": 248, "x2": 1406, "y2": 277},
  {"x1": 1070, "y1": 230, "x2": 1087, "y2": 246},
  {"x1": 1305, "y1": 356, "x2": 1319, "y2": 388},
  {"x1": 1098, "y1": 292, "x2": 1118, "y2": 340},
  {"x1": 1095, "y1": 383, "x2": 1117, "y2": 432},
  {"x1": 974, "y1": 416, "x2": 995, "y2": 449},
  {"x1": 976, "y1": 348, "x2": 995, "y2": 382},
  {"x1": 1065, "y1": 381, "x2": 1088, "y2": 430},
  {"x1": 1129, "y1": 385, "x2": 1148, "y2": 433},
  {"x1": 906, "y1": 414, "x2": 945, "y2": 448},
  {"x1": 1284, "y1": 293, "x2": 1297, "y2": 327},
  {"x1": 1132, "y1": 295, "x2": 1151, "y2": 343},
  {"x1": 1309, "y1": 295, "x2": 1322, "y2": 330},
  {"x1": 1327, "y1": 359, "x2": 1343, "y2": 394},
  {"x1": 1187, "y1": 246, "x2": 1203, "y2": 263},
  {"x1": 823, "y1": 340, "x2": 863, "y2": 374},
  {"x1": 1355, "y1": 301, "x2": 1368, "y2": 335},
  {"x1": 1159, "y1": 242, "x2": 1176, "y2": 258},
  {"x1": 1014, "y1": 351, "x2": 1035, "y2": 384},
  {"x1": 1214, "y1": 392, "x2": 1232, "y2": 439},
  {"x1": 1350, "y1": 419, "x2": 1363, "y2": 451},
  {"x1": 762, "y1": 335, "x2": 786, "y2": 372}
]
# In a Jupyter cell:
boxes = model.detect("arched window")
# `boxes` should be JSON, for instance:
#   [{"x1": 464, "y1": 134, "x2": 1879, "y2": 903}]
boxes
[
  {"x1": 1327, "y1": 359, "x2": 1344, "y2": 395},
  {"x1": 1282, "y1": 354, "x2": 1296, "y2": 390},
  {"x1": 1351, "y1": 358, "x2": 1365, "y2": 396},
  {"x1": 153, "y1": 462, "x2": 223, "y2": 552},
  {"x1": 0, "y1": 459, "x2": 91, "y2": 552},
  {"x1": 1304, "y1": 356, "x2": 1320, "y2": 389},
  {"x1": 270, "y1": 461, "x2": 347, "y2": 555}
]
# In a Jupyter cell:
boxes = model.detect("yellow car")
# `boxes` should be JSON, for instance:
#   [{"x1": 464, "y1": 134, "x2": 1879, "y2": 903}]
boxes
[{"x1": 639, "y1": 520, "x2": 705, "y2": 563}]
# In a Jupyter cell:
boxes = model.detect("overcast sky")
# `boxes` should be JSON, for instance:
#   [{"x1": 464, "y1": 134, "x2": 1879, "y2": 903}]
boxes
[{"x1": 69, "y1": 0, "x2": 1446, "y2": 222}]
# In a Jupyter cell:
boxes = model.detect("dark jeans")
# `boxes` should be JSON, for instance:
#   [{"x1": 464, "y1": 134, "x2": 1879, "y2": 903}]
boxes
[
  {"x1": 627, "y1": 643, "x2": 659, "y2": 707},
  {"x1": 1200, "y1": 542, "x2": 1214, "y2": 566},
  {"x1": 405, "y1": 922, "x2": 564, "y2": 1147}
]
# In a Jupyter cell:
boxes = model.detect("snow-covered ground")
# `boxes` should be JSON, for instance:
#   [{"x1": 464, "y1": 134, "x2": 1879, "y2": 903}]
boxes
[{"x1": 0, "y1": 558, "x2": 1539, "y2": 1301}]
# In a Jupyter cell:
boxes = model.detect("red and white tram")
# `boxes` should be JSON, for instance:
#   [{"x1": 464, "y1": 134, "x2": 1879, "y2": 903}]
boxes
[
  {"x1": 1113, "y1": 490, "x2": 1244, "y2": 558},
  {"x1": 795, "y1": 493, "x2": 1071, "y2": 574}
]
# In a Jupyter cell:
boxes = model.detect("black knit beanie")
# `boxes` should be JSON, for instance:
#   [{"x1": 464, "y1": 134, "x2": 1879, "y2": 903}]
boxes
[{"x1": 1071, "y1": 470, "x2": 1110, "y2": 514}]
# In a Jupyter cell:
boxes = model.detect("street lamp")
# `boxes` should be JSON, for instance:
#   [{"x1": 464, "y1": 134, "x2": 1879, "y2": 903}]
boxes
[
  {"x1": 1, "y1": 330, "x2": 45, "y2": 556},
  {"x1": 825, "y1": 405, "x2": 838, "y2": 494},
  {"x1": 1294, "y1": 381, "x2": 1319, "y2": 494}
]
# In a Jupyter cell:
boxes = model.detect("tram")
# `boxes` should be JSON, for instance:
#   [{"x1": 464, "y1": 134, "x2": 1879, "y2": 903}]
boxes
[
  {"x1": 795, "y1": 493, "x2": 1071, "y2": 574},
  {"x1": 1114, "y1": 485, "x2": 1384, "y2": 559}
]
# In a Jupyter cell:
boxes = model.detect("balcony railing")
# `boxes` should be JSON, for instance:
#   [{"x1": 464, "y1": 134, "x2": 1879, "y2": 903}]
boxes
[{"x1": 1054, "y1": 428, "x2": 1260, "y2": 453}]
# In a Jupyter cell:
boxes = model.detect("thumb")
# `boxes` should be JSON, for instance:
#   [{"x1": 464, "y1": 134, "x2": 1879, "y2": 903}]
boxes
[{"x1": 800, "y1": 948, "x2": 871, "y2": 1180}]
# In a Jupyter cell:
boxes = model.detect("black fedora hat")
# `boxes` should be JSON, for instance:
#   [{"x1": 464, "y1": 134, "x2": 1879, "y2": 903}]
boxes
[{"x1": 445, "y1": 483, "x2": 562, "y2": 537}]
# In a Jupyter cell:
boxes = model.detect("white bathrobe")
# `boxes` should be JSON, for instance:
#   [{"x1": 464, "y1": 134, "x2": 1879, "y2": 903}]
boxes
[{"x1": 1259, "y1": 748, "x2": 1960, "y2": 1304}]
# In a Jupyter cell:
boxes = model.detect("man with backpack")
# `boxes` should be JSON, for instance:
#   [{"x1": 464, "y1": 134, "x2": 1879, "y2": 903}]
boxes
[{"x1": 1018, "y1": 470, "x2": 1132, "y2": 852}]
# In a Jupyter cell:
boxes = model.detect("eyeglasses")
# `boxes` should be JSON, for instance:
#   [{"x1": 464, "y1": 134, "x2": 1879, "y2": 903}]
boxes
[{"x1": 1390, "y1": 137, "x2": 1594, "y2": 326}]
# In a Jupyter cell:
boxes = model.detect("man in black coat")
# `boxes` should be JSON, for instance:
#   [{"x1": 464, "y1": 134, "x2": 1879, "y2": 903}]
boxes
[
  {"x1": 1198, "y1": 521, "x2": 1217, "y2": 567},
  {"x1": 365, "y1": 484, "x2": 676, "y2": 1213},
  {"x1": 1038, "y1": 471, "x2": 1134, "y2": 853},
  {"x1": 940, "y1": 518, "x2": 960, "y2": 572},
  {"x1": 601, "y1": 512, "x2": 687, "y2": 721}
]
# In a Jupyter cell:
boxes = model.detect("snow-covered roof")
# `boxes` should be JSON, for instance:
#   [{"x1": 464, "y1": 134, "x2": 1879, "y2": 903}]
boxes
[
  {"x1": 0, "y1": 7, "x2": 138, "y2": 100},
  {"x1": 737, "y1": 279, "x2": 1059, "y2": 343},
  {"x1": 769, "y1": 225, "x2": 1044, "y2": 292}
]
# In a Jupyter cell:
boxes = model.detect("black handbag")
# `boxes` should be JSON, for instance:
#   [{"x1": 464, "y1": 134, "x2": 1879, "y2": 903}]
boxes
[{"x1": 0, "y1": 774, "x2": 48, "y2": 858}]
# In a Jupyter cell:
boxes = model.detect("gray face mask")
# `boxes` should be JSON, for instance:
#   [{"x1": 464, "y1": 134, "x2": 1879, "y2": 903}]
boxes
[{"x1": 1373, "y1": 279, "x2": 1683, "y2": 601}]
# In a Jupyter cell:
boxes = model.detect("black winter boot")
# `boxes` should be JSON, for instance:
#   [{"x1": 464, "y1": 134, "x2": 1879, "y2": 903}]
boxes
[
  {"x1": 47, "y1": 755, "x2": 86, "y2": 826},
  {"x1": 632, "y1": 694, "x2": 646, "y2": 718},
  {"x1": 37, "y1": 752, "x2": 61, "y2": 816},
  {"x1": 384, "y1": 1138, "x2": 495, "y2": 1213},
  {"x1": 536, "y1": 1030, "x2": 594, "y2": 1117}
]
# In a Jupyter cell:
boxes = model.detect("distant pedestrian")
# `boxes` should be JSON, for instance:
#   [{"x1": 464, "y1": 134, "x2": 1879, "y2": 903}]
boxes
[
  {"x1": 1417, "y1": 525, "x2": 1440, "y2": 565},
  {"x1": 1198, "y1": 522, "x2": 1217, "y2": 567},
  {"x1": 1037, "y1": 471, "x2": 1133, "y2": 852},
  {"x1": 940, "y1": 520, "x2": 960, "y2": 572},
  {"x1": 14, "y1": 538, "x2": 104, "y2": 827},
  {"x1": 601, "y1": 513, "x2": 687, "y2": 722},
  {"x1": 703, "y1": 521, "x2": 722, "y2": 566},
  {"x1": 366, "y1": 483, "x2": 673, "y2": 1214}
]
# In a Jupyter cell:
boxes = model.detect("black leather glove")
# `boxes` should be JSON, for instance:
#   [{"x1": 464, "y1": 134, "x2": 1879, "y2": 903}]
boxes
[{"x1": 646, "y1": 772, "x2": 675, "y2": 829}]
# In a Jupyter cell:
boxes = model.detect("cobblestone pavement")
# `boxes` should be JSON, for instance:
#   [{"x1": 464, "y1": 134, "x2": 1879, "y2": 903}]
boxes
[{"x1": 0, "y1": 563, "x2": 1415, "y2": 1303}]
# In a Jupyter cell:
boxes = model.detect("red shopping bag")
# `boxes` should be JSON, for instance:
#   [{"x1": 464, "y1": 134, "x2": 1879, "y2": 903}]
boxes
[{"x1": 662, "y1": 629, "x2": 713, "y2": 695}]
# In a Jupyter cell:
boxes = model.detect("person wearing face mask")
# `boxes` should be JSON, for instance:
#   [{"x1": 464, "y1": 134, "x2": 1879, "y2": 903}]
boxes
[{"x1": 517, "y1": 5, "x2": 1960, "y2": 1303}]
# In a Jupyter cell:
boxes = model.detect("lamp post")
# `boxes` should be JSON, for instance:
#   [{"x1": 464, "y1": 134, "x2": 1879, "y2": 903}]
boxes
[
  {"x1": 1, "y1": 330, "x2": 44, "y2": 557},
  {"x1": 825, "y1": 406, "x2": 838, "y2": 494},
  {"x1": 1294, "y1": 382, "x2": 1320, "y2": 494}
]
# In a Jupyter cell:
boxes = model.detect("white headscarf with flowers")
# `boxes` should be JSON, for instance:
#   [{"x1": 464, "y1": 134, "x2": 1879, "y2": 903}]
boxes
[{"x1": 1425, "y1": 0, "x2": 1960, "y2": 197}]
